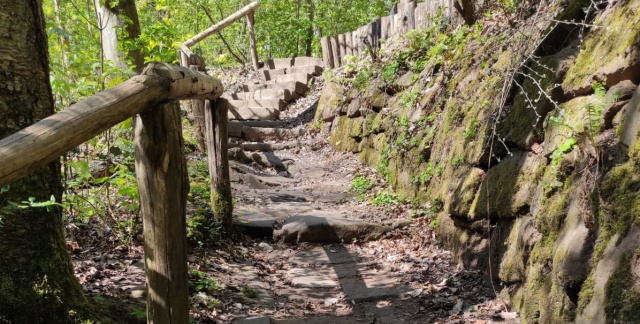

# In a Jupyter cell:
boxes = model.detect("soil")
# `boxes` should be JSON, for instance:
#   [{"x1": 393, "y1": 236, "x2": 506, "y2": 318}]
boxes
[{"x1": 68, "y1": 70, "x2": 521, "y2": 324}]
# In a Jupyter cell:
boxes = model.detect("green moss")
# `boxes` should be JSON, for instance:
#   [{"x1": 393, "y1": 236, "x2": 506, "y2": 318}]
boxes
[
  {"x1": 563, "y1": 0, "x2": 640, "y2": 92},
  {"x1": 577, "y1": 271, "x2": 596, "y2": 313},
  {"x1": 604, "y1": 252, "x2": 640, "y2": 323}
]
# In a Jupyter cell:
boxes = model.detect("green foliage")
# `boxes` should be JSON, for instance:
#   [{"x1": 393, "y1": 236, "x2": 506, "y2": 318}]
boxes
[
  {"x1": 464, "y1": 117, "x2": 479, "y2": 141},
  {"x1": 188, "y1": 269, "x2": 220, "y2": 293},
  {"x1": 371, "y1": 190, "x2": 405, "y2": 206},
  {"x1": 585, "y1": 82, "x2": 606, "y2": 134},
  {"x1": 400, "y1": 88, "x2": 420, "y2": 108},
  {"x1": 351, "y1": 176, "x2": 375, "y2": 201}
]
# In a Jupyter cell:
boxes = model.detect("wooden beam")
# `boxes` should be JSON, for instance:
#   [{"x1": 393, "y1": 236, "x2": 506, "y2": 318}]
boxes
[
  {"x1": 182, "y1": 1, "x2": 260, "y2": 48},
  {"x1": 0, "y1": 63, "x2": 223, "y2": 187},
  {"x1": 205, "y1": 99, "x2": 233, "y2": 233},
  {"x1": 134, "y1": 100, "x2": 189, "y2": 324},
  {"x1": 246, "y1": 11, "x2": 259, "y2": 70},
  {"x1": 330, "y1": 35, "x2": 341, "y2": 67}
]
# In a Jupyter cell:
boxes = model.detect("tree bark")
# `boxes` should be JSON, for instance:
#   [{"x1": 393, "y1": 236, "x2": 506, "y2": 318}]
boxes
[
  {"x1": 454, "y1": 0, "x2": 476, "y2": 26},
  {"x1": 94, "y1": 0, "x2": 145, "y2": 73},
  {"x1": 134, "y1": 100, "x2": 189, "y2": 323},
  {"x1": 0, "y1": 0, "x2": 96, "y2": 321},
  {"x1": 205, "y1": 99, "x2": 233, "y2": 234},
  {"x1": 305, "y1": 0, "x2": 314, "y2": 56}
]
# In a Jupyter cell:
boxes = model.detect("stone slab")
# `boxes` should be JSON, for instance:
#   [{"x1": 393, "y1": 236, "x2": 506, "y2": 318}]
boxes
[
  {"x1": 260, "y1": 68, "x2": 286, "y2": 81},
  {"x1": 228, "y1": 99, "x2": 288, "y2": 111},
  {"x1": 234, "y1": 316, "x2": 272, "y2": 324},
  {"x1": 271, "y1": 73, "x2": 312, "y2": 85},
  {"x1": 274, "y1": 211, "x2": 392, "y2": 243},
  {"x1": 290, "y1": 245, "x2": 364, "y2": 266},
  {"x1": 287, "y1": 65, "x2": 323, "y2": 76},
  {"x1": 228, "y1": 107, "x2": 279, "y2": 121},
  {"x1": 244, "y1": 81, "x2": 308, "y2": 96},
  {"x1": 234, "y1": 208, "x2": 277, "y2": 238},
  {"x1": 293, "y1": 56, "x2": 324, "y2": 67}
]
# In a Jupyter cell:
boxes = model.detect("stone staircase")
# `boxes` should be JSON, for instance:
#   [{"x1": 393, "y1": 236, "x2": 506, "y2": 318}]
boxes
[{"x1": 223, "y1": 56, "x2": 324, "y2": 121}]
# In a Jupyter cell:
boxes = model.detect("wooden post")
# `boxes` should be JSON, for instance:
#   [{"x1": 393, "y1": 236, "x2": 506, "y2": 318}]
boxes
[
  {"x1": 320, "y1": 36, "x2": 334, "y2": 68},
  {"x1": 345, "y1": 32, "x2": 353, "y2": 56},
  {"x1": 205, "y1": 99, "x2": 233, "y2": 234},
  {"x1": 246, "y1": 12, "x2": 259, "y2": 70},
  {"x1": 330, "y1": 35, "x2": 341, "y2": 67},
  {"x1": 415, "y1": 2, "x2": 428, "y2": 29},
  {"x1": 134, "y1": 100, "x2": 189, "y2": 324},
  {"x1": 189, "y1": 66, "x2": 207, "y2": 153},
  {"x1": 338, "y1": 34, "x2": 346, "y2": 61},
  {"x1": 396, "y1": 0, "x2": 417, "y2": 35}
]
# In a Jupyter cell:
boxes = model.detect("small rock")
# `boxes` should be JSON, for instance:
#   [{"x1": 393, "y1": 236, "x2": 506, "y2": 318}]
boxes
[
  {"x1": 499, "y1": 311, "x2": 518, "y2": 320},
  {"x1": 324, "y1": 297, "x2": 339, "y2": 306},
  {"x1": 233, "y1": 302, "x2": 243, "y2": 309},
  {"x1": 258, "y1": 242, "x2": 274, "y2": 252}
]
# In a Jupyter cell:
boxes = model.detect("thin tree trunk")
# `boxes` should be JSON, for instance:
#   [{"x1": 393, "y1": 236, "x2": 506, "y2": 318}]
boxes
[
  {"x1": 94, "y1": 0, "x2": 145, "y2": 73},
  {"x1": 134, "y1": 100, "x2": 189, "y2": 323},
  {"x1": 0, "y1": 0, "x2": 96, "y2": 321},
  {"x1": 305, "y1": 0, "x2": 314, "y2": 56}
]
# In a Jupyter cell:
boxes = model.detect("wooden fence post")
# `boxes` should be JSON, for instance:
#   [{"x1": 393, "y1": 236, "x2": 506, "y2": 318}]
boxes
[
  {"x1": 320, "y1": 36, "x2": 334, "y2": 68},
  {"x1": 189, "y1": 66, "x2": 207, "y2": 152},
  {"x1": 330, "y1": 35, "x2": 341, "y2": 67},
  {"x1": 246, "y1": 11, "x2": 259, "y2": 70},
  {"x1": 205, "y1": 99, "x2": 233, "y2": 234},
  {"x1": 134, "y1": 100, "x2": 189, "y2": 324},
  {"x1": 396, "y1": 0, "x2": 417, "y2": 35}
]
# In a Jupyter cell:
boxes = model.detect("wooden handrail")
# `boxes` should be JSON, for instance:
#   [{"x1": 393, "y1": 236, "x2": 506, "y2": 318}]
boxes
[
  {"x1": 0, "y1": 63, "x2": 223, "y2": 187},
  {"x1": 181, "y1": 1, "x2": 260, "y2": 70}
]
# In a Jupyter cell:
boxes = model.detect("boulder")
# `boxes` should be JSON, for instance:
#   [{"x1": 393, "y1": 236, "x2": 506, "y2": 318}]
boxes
[{"x1": 274, "y1": 211, "x2": 391, "y2": 243}]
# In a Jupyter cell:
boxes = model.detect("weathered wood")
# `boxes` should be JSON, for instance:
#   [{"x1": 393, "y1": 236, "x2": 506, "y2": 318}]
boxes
[
  {"x1": 228, "y1": 141, "x2": 295, "y2": 151},
  {"x1": 381, "y1": 15, "x2": 392, "y2": 40},
  {"x1": 344, "y1": 32, "x2": 354, "y2": 56},
  {"x1": 205, "y1": 99, "x2": 233, "y2": 234},
  {"x1": 320, "y1": 36, "x2": 334, "y2": 68},
  {"x1": 338, "y1": 34, "x2": 347, "y2": 61},
  {"x1": 0, "y1": 63, "x2": 223, "y2": 188},
  {"x1": 188, "y1": 67, "x2": 207, "y2": 152},
  {"x1": 415, "y1": 2, "x2": 429, "y2": 29},
  {"x1": 373, "y1": 18, "x2": 381, "y2": 48},
  {"x1": 182, "y1": 1, "x2": 260, "y2": 48},
  {"x1": 246, "y1": 12, "x2": 259, "y2": 70},
  {"x1": 134, "y1": 100, "x2": 189, "y2": 324},
  {"x1": 330, "y1": 35, "x2": 341, "y2": 67},
  {"x1": 396, "y1": 0, "x2": 417, "y2": 35}
]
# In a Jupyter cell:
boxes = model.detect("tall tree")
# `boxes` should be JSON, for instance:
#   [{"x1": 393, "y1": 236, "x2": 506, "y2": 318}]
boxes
[
  {"x1": 94, "y1": 0, "x2": 145, "y2": 73},
  {"x1": 0, "y1": 0, "x2": 96, "y2": 322}
]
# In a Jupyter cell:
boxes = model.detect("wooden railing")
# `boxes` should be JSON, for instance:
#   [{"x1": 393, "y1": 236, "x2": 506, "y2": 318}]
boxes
[
  {"x1": 0, "y1": 63, "x2": 225, "y2": 323},
  {"x1": 179, "y1": 1, "x2": 261, "y2": 70},
  {"x1": 320, "y1": 0, "x2": 460, "y2": 68}
]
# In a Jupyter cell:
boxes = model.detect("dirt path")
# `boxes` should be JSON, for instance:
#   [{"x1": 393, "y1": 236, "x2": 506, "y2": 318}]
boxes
[{"x1": 71, "y1": 77, "x2": 521, "y2": 324}]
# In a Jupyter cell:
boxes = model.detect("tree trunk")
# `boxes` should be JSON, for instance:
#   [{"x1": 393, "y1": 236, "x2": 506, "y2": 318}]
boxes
[
  {"x1": 454, "y1": 0, "x2": 476, "y2": 26},
  {"x1": 0, "y1": 0, "x2": 96, "y2": 321},
  {"x1": 94, "y1": 0, "x2": 145, "y2": 73},
  {"x1": 305, "y1": 0, "x2": 314, "y2": 56},
  {"x1": 134, "y1": 100, "x2": 190, "y2": 323},
  {"x1": 205, "y1": 99, "x2": 233, "y2": 234}
]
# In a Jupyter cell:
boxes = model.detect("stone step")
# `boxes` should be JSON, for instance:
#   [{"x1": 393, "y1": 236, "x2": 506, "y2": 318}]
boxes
[
  {"x1": 227, "y1": 107, "x2": 279, "y2": 121},
  {"x1": 267, "y1": 73, "x2": 312, "y2": 85},
  {"x1": 287, "y1": 65, "x2": 323, "y2": 76},
  {"x1": 292, "y1": 56, "x2": 324, "y2": 67},
  {"x1": 259, "y1": 68, "x2": 286, "y2": 81},
  {"x1": 259, "y1": 65, "x2": 323, "y2": 82},
  {"x1": 232, "y1": 120, "x2": 288, "y2": 128},
  {"x1": 260, "y1": 56, "x2": 324, "y2": 70},
  {"x1": 228, "y1": 99, "x2": 288, "y2": 111},
  {"x1": 243, "y1": 81, "x2": 308, "y2": 97},
  {"x1": 227, "y1": 88, "x2": 293, "y2": 102}
]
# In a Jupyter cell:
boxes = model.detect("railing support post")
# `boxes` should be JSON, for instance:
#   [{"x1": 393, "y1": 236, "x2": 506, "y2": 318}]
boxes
[
  {"x1": 205, "y1": 99, "x2": 233, "y2": 234},
  {"x1": 247, "y1": 11, "x2": 259, "y2": 70},
  {"x1": 134, "y1": 100, "x2": 189, "y2": 323}
]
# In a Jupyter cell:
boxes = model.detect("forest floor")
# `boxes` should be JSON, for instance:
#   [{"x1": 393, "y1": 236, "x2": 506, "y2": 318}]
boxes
[{"x1": 68, "y1": 70, "x2": 520, "y2": 324}]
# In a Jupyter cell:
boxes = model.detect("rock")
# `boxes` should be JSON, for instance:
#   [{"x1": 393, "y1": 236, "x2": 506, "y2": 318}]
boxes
[
  {"x1": 273, "y1": 211, "x2": 391, "y2": 243},
  {"x1": 234, "y1": 208, "x2": 277, "y2": 238},
  {"x1": 233, "y1": 316, "x2": 271, "y2": 324},
  {"x1": 499, "y1": 216, "x2": 541, "y2": 284},
  {"x1": 618, "y1": 85, "x2": 640, "y2": 146},
  {"x1": 470, "y1": 151, "x2": 544, "y2": 219},
  {"x1": 229, "y1": 147, "x2": 253, "y2": 164},
  {"x1": 562, "y1": 1, "x2": 640, "y2": 97}
]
